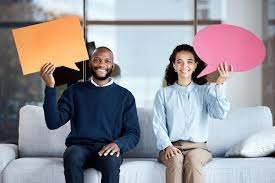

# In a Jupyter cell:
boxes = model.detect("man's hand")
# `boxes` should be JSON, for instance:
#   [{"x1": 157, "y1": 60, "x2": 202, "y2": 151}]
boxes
[
  {"x1": 98, "y1": 143, "x2": 120, "y2": 157},
  {"x1": 165, "y1": 145, "x2": 181, "y2": 159},
  {"x1": 216, "y1": 62, "x2": 233, "y2": 85},
  {"x1": 40, "y1": 63, "x2": 55, "y2": 88}
]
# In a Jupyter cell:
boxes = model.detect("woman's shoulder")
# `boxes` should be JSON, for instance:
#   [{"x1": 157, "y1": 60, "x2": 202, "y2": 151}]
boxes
[
  {"x1": 191, "y1": 82, "x2": 217, "y2": 97},
  {"x1": 194, "y1": 82, "x2": 228, "y2": 96},
  {"x1": 156, "y1": 85, "x2": 176, "y2": 95},
  {"x1": 193, "y1": 82, "x2": 212, "y2": 90}
]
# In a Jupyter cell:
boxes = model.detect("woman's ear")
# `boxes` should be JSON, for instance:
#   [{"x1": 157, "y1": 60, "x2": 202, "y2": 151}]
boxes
[
  {"x1": 173, "y1": 63, "x2": 176, "y2": 70},
  {"x1": 194, "y1": 62, "x2": 198, "y2": 70}
]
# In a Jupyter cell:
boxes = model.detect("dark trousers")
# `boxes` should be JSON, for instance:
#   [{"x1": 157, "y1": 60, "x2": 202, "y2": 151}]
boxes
[{"x1": 63, "y1": 143, "x2": 123, "y2": 183}]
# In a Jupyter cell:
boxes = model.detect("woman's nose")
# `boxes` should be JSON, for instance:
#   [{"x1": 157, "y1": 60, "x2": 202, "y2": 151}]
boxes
[{"x1": 182, "y1": 62, "x2": 187, "y2": 68}]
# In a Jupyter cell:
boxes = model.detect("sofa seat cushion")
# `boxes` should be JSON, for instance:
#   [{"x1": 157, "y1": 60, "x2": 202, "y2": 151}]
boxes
[
  {"x1": 2, "y1": 158, "x2": 165, "y2": 183},
  {"x1": 3, "y1": 157, "x2": 275, "y2": 183},
  {"x1": 204, "y1": 157, "x2": 275, "y2": 183},
  {"x1": 2, "y1": 158, "x2": 75, "y2": 183}
]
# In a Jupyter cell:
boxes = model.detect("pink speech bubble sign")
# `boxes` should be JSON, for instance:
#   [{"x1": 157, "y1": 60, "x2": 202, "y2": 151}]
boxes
[{"x1": 193, "y1": 24, "x2": 266, "y2": 78}]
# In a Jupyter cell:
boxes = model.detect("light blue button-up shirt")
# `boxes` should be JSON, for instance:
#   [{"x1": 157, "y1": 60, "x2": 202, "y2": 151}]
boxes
[{"x1": 153, "y1": 81, "x2": 230, "y2": 150}]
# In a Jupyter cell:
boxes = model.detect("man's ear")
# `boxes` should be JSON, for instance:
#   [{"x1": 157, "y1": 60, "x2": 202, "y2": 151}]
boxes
[
  {"x1": 88, "y1": 57, "x2": 93, "y2": 65},
  {"x1": 88, "y1": 60, "x2": 92, "y2": 68}
]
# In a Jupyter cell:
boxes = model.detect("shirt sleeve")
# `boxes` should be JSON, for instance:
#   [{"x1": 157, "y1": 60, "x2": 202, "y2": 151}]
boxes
[
  {"x1": 114, "y1": 93, "x2": 140, "y2": 153},
  {"x1": 152, "y1": 89, "x2": 172, "y2": 151},
  {"x1": 204, "y1": 82, "x2": 230, "y2": 119},
  {"x1": 43, "y1": 86, "x2": 74, "y2": 130}
]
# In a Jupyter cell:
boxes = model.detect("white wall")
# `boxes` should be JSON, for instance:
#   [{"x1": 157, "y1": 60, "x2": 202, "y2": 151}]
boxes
[{"x1": 223, "y1": 0, "x2": 263, "y2": 108}]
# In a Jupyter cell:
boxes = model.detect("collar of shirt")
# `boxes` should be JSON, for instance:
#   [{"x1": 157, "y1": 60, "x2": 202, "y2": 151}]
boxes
[
  {"x1": 173, "y1": 81, "x2": 195, "y2": 93},
  {"x1": 90, "y1": 77, "x2": 114, "y2": 87}
]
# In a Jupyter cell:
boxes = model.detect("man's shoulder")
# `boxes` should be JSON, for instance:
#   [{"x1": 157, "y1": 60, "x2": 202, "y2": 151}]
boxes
[
  {"x1": 66, "y1": 82, "x2": 83, "y2": 90},
  {"x1": 113, "y1": 83, "x2": 135, "y2": 98},
  {"x1": 62, "y1": 82, "x2": 88, "y2": 94}
]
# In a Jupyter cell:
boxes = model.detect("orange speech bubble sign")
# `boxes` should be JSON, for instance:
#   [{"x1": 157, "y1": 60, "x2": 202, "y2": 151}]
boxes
[{"x1": 12, "y1": 16, "x2": 89, "y2": 75}]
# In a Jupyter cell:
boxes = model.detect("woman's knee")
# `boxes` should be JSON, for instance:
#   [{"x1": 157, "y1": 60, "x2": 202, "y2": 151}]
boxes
[
  {"x1": 183, "y1": 148, "x2": 210, "y2": 169},
  {"x1": 163, "y1": 153, "x2": 184, "y2": 169}
]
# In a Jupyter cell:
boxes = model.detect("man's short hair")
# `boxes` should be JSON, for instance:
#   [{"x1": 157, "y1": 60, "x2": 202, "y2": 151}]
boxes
[{"x1": 92, "y1": 46, "x2": 114, "y2": 60}]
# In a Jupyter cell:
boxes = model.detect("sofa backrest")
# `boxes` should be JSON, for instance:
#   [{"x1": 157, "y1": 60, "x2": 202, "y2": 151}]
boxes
[
  {"x1": 19, "y1": 105, "x2": 70, "y2": 157},
  {"x1": 18, "y1": 105, "x2": 272, "y2": 158},
  {"x1": 207, "y1": 106, "x2": 272, "y2": 157},
  {"x1": 18, "y1": 105, "x2": 159, "y2": 158}
]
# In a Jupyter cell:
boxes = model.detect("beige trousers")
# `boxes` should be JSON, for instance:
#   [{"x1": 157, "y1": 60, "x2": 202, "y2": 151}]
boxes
[{"x1": 159, "y1": 141, "x2": 212, "y2": 183}]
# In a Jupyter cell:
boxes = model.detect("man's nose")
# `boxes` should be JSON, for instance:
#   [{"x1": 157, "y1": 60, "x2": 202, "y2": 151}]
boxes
[{"x1": 98, "y1": 60, "x2": 107, "y2": 67}]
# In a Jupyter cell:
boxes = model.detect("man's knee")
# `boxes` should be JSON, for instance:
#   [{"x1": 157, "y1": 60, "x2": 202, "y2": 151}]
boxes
[
  {"x1": 63, "y1": 145, "x2": 87, "y2": 168},
  {"x1": 98, "y1": 155, "x2": 122, "y2": 173}
]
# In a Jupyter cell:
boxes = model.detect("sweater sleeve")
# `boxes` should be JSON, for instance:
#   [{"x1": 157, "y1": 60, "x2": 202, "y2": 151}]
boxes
[
  {"x1": 43, "y1": 86, "x2": 74, "y2": 130},
  {"x1": 114, "y1": 93, "x2": 140, "y2": 153},
  {"x1": 204, "y1": 82, "x2": 230, "y2": 120},
  {"x1": 152, "y1": 90, "x2": 172, "y2": 151}
]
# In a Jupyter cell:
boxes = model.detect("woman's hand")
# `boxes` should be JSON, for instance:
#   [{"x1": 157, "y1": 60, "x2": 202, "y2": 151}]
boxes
[
  {"x1": 165, "y1": 145, "x2": 181, "y2": 159},
  {"x1": 40, "y1": 63, "x2": 55, "y2": 88},
  {"x1": 216, "y1": 62, "x2": 233, "y2": 84}
]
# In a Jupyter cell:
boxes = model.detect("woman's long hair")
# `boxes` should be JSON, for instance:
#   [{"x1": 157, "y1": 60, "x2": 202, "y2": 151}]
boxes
[{"x1": 165, "y1": 44, "x2": 207, "y2": 86}]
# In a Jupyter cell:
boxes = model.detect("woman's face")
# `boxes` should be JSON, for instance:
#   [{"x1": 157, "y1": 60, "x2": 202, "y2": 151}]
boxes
[{"x1": 173, "y1": 51, "x2": 197, "y2": 80}]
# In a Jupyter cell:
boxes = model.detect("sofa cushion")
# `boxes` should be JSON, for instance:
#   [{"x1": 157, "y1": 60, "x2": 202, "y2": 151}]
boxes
[
  {"x1": 203, "y1": 157, "x2": 275, "y2": 183},
  {"x1": 18, "y1": 105, "x2": 159, "y2": 158},
  {"x1": 3, "y1": 158, "x2": 66, "y2": 183},
  {"x1": 207, "y1": 106, "x2": 272, "y2": 157},
  {"x1": 123, "y1": 108, "x2": 159, "y2": 158},
  {"x1": 2, "y1": 158, "x2": 165, "y2": 183},
  {"x1": 3, "y1": 157, "x2": 275, "y2": 183},
  {"x1": 18, "y1": 105, "x2": 70, "y2": 157},
  {"x1": 225, "y1": 127, "x2": 275, "y2": 157},
  {"x1": 0, "y1": 144, "x2": 18, "y2": 173},
  {"x1": 19, "y1": 105, "x2": 272, "y2": 158}
]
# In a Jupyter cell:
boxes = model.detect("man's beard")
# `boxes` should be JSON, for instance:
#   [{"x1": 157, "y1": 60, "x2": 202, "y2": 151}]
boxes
[{"x1": 90, "y1": 66, "x2": 113, "y2": 80}]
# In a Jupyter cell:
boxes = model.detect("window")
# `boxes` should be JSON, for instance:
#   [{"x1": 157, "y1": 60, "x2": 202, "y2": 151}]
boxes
[{"x1": 0, "y1": 0, "x2": 222, "y2": 143}]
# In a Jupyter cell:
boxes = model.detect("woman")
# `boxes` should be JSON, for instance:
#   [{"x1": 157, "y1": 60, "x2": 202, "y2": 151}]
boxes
[{"x1": 153, "y1": 44, "x2": 232, "y2": 183}]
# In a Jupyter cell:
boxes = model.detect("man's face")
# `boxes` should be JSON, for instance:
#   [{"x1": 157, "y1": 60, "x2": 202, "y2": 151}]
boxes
[{"x1": 89, "y1": 49, "x2": 114, "y2": 80}]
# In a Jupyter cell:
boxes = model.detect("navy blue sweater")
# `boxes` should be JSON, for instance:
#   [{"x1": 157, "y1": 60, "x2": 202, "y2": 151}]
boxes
[{"x1": 43, "y1": 81, "x2": 140, "y2": 153}]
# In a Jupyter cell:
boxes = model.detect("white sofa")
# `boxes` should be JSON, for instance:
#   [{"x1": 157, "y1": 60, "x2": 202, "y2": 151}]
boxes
[{"x1": 0, "y1": 105, "x2": 275, "y2": 183}]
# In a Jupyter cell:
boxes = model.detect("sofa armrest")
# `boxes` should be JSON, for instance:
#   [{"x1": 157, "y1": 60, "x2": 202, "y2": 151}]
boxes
[{"x1": 0, "y1": 144, "x2": 18, "y2": 173}]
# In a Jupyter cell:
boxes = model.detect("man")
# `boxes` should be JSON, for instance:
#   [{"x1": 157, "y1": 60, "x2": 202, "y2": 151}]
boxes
[{"x1": 40, "y1": 46, "x2": 140, "y2": 183}]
